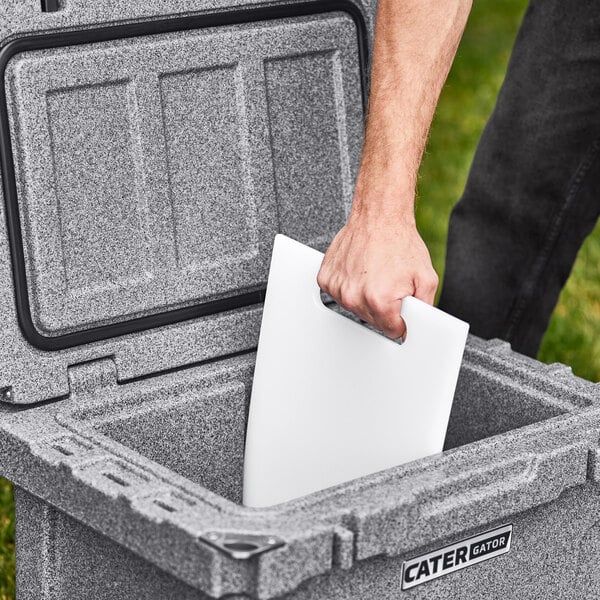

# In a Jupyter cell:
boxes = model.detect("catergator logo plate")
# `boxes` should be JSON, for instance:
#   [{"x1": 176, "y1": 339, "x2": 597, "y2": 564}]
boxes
[{"x1": 401, "y1": 524, "x2": 512, "y2": 590}]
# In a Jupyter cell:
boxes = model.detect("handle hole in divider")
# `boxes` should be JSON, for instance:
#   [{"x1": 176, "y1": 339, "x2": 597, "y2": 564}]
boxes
[{"x1": 319, "y1": 292, "x2": 406, "y2": 344}]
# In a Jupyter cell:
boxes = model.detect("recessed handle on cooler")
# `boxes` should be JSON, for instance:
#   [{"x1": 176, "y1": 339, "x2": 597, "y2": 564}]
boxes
[{"x1": 422, "y1": 443, "x2": 587, "y2": 525}]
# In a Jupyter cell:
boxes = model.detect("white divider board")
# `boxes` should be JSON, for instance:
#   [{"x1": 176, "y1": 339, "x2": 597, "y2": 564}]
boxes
[{"x1": 243, "y1": 235, "x2": 469, "y2": 507}]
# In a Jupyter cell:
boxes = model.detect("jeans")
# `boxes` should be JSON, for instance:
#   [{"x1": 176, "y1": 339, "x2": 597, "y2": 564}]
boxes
[{"x1": 438, "y1": 0, "x2": 600, "y2": 357}]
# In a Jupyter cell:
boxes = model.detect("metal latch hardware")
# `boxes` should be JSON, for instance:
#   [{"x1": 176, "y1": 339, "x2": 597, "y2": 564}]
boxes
[{"x1": 199, "y1": 531, "x2": 285, "y2": 560}]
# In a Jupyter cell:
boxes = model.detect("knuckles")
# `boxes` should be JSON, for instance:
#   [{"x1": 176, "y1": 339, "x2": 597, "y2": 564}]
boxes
[
  {"x1": 415, "y1": 271, "x2": 440, "y2": 302},
  {"x1": 339, "y1": 289, "x2": 361, "y2": 313},
  {"x1": 428, "y1": 273, "x2": 440, "y2": 292},
  {"x1": 364, "y1": 289, "x2": 388, "y2": 313}
]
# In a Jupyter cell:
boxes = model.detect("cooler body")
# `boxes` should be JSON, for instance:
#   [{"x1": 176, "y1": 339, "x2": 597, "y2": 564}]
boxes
[
  {"x1": 1, "y1": 2, "x2": 600, "y2": 600},
  {"x1": 13, "y1": 484, "x2": 600, "y2": 600},
  {"x1": 2, "y1": 339, "x2": 599, "y2": 599}
]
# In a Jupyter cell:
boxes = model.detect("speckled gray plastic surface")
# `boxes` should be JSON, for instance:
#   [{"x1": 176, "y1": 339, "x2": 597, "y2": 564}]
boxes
[
  {"x1": 7, "y1": 17, "x2": 362, "y2": 336},
  {"x1": 3, "y1": 2, "x2": 600, "y2": 600},
  {"x1": 0, "y1": 0, "x2": 370, "y2": 404},
  {"x1": 2, "y1": 338, "x2": 600, "y2": 599}
]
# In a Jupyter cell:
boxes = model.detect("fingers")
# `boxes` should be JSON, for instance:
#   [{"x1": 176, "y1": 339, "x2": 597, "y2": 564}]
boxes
[
  {"x1": 316, "y1": 222, "x2": 438, "y2": 340},
  {"x1": 316, "y1": 263, "x2": 332, "y2": 297},
  {"x1": 318, "y1": 273, "x2": 408, "y2": 339},
  {"x1": 318, "y1": 271, "x2": 438, "y2": 339},
  {"x1": 374, "y1": 312, "x2": 406, "y2": 340},
  {"x1": 337, "y1": 285, "x2": 376, "y2": 325},
  {"x1": 414, "y1": 269, "x2": 440, "y2": 305},
  {"x1": 363, "y1": 289, "x2": 406, "y2": 338}
]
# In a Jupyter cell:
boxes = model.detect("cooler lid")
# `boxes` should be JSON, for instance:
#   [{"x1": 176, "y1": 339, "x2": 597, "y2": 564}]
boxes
[{"x1": 0, "y1": 3, "x2": 367, "y2": 403}]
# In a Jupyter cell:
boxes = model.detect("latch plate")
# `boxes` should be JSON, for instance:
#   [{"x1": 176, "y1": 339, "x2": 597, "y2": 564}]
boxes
[
  {"x1": 67, "y1": 358, "x2": 118, "y2": 397},
  {"x1": 199, "y1": 531, "x2": 285, "y2": 560}
]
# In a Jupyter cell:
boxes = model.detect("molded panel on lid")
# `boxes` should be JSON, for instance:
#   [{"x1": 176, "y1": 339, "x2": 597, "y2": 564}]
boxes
[
  {"x1": 5, "y1": 13, "x2": 362, "y2": 338},
  {"x1": 266, "y1": 51, "x2": 350, "y2": 249},
  {"x1": 159, "y1": 66, "x2": 258, "y2": 270},
  {"x1": 46, "y1": 81, "x2": 150, "y2": 294}
]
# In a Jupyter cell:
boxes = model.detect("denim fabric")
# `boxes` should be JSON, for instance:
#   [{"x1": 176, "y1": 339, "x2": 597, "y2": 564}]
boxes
[{"x1": 438, "y1": 0, "x2": 600, "y2": 357}]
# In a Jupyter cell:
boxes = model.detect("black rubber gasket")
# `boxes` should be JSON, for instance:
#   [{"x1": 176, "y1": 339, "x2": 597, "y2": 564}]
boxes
[{"x1": 0, "y1": 1, "x2": 369, "y2": 351}]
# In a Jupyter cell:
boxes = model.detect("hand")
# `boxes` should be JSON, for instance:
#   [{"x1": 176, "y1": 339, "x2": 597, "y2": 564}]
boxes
[{"x1": 317, "y1": 208, "x2": 439, "y2": 339}]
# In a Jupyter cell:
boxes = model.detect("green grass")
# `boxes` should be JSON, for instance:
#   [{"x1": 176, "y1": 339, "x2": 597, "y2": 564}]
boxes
[
  {"x1": 418, "y1": 0, "x2": 600, "y2": 382},
  {"x1": 0, "y1": 1, "x2": 597, "y2": 596},
  {"x1": 0, "y1": 479, "x2": 14, "y2": 600}
]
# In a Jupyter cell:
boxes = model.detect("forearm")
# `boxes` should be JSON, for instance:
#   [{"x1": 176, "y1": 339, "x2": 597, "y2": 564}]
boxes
[
  {"x1": 317, "y1": 0, "x2": 472, "y2": 335},
  {"x1": 353, "y1": 0, "x2": 472, "y2": 220}
]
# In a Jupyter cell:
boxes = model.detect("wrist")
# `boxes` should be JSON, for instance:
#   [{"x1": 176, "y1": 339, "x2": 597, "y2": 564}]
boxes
[
  {"x1": 351, "y1": 170, "x2": 416, "y2": 223},
  {"x1": 349, "y1": 188, "x2": 416, "y2": 227},
  {"x1": 358, "y1": 129, "x2": 422, "y2": 192}
]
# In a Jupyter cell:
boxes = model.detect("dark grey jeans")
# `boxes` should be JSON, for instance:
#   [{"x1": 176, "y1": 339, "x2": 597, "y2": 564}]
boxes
[{"x1": 438, "y1": 0, "x2": 600, "y2": 357}]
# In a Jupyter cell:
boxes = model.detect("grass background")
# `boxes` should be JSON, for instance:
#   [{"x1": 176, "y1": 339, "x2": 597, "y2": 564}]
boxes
[
  {"x1": 1, "y1": 0, "x2": 599, "y2": 595},
  {"x1": 418, "y1": 0, "x2": 600, "y2": 382},
  {"x1": 0, "y1": 479, "x2": 14, "y2": 600}
]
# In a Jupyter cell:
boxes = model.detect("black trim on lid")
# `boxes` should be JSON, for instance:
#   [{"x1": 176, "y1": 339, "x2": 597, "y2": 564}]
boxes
[{"x1": 0, "y1": 1, "x2": 369, "y2": 351}]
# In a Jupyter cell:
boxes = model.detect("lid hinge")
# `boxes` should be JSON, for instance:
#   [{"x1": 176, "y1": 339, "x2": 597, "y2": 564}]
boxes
[{"x1": 67, "y1": 357, "x2": 118, "y2": 398}]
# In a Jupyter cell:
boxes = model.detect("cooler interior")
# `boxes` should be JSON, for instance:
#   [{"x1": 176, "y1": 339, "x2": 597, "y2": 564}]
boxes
[{"x1": 65, "y1": 353, "x2": 585, "y2": 506}]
